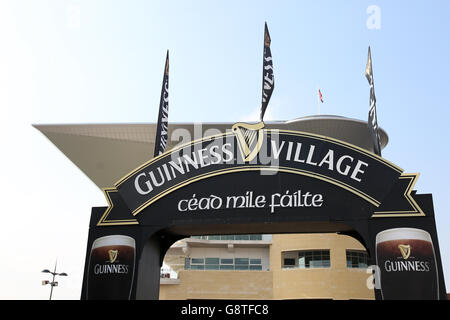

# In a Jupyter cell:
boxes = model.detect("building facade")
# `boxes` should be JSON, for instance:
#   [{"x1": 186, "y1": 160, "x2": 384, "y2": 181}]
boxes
[{"x1": 160, "y1": 233, "x2": 374, "y2": 300}]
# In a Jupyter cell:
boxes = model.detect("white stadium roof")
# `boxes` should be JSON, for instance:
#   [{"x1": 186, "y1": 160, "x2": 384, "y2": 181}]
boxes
[{"x1": 33, "y1": 115, "x2": 388, "y2": 190}]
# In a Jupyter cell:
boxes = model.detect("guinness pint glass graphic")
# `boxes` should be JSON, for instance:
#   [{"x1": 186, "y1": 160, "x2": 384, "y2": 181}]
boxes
[
  {"x1": 376, "y1": 228, "x2": 438, "y2": 300},
  {"x1": 87, "y1": 235, "x2": 135, "y2": 300}
]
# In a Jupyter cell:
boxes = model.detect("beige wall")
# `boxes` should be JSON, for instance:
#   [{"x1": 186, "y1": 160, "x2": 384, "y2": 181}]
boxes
[
  {"x1": 271, "y1": 234, "x2": 374, "y2": 300},
  {"x1": 160, "y1": 270, "x2": 273, "y2": 300}
]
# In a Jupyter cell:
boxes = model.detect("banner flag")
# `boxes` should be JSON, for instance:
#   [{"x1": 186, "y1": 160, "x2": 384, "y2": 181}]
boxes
[
  {"x1": 365, "y1": 46, "x2": 382, "y2": 156},
  {"x1": 154, "y1": 50, "x2": 170, "y2": 157},
  {"x1": 260, "y1": 22, "x2": 274, "y2": 121}
]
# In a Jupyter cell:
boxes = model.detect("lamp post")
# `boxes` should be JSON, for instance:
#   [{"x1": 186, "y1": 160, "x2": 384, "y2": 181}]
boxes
[{"x1": 42, "y1": 260, "x2": 68, "y2": 300}]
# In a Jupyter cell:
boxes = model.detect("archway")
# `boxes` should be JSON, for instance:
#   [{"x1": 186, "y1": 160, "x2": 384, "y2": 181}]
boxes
[{"x1": 80, "y1": 125, "x2": 446, "y2": 300}]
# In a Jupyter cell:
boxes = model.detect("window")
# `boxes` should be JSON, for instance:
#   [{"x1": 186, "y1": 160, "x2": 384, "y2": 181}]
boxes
[
  {"x1": 191, "y1": 258, "x2": 204, "y2": 264},
  {"x1": 205, "y1": 258, "x2": 219, "y2": 264},
  {"x1": 346, "y1": 250, "x2": 369, "y2": 269},
  {"x1": 190, "y1": 234, "x2": 263, "y2": 241},
  {"x1": 205, "y1": 257, "x2": 219, "y2": 270},
  {"x1": 191, "y1": 265, "x2": 204, "y2": 270},
  {"x1": 283, "y1": 258, "x2": 296, "y2": 268},
  {"x1": 235, "y1": 258, "x2": 250, "y2": 270},
  {"x1": 220, "y1": 258, "x2": 233, "y2": 264},
  {"x1": 249, "y1": 265, "x2": 263, "y2": 270},
  {"x1": 282, "y1": 250, "x2": 331, "y2": 269},
  {"x1": 235, "y1": 258, "x2": 249, "y2": 265},
  {"x1": 205, "y1": 265, "x2": 219, "y2": 270},
  {"x1": 185, "y1": 257, "x2": 264, "y2": 271},
  {"x1": 220, "y1": 265, "x2": 234, "y2": 270},
  {"x1": 190, "y1": 258, "x2": 204, "y2": 270}
]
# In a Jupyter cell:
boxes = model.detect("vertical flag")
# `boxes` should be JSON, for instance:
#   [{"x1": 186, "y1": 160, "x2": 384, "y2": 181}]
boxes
[
  {"x1": 317, "y1": 88, "x2": 324, "y2": 115},
  {"x1": 154, "y1": 50, "x2": 170, "y2": 157},
  {"x1": 365, "y1": 46, "x2": 382, "y2": 156},
  {"x1": 260, "y1": 22, "x2": 274, "y2": 122}
]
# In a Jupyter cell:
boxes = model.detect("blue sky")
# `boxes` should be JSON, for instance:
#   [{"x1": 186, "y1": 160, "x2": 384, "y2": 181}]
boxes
[{"x1": 0, "y1": 0, "x2": 449, "y2": 299}]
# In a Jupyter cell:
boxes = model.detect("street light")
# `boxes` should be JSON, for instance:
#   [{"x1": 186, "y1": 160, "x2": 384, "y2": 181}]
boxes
[{"x1": 41, "y1": 261, "x2": 68, "y2": 300}]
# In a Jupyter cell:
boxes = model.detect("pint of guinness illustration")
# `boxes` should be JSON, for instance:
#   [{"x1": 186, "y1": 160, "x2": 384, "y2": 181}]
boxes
[
  {"x1": 376, "y1": 228, "x2": 438, "y2": 300},
  {"x1": 87, "y1": 235, "x2": 136, "y2": 300}
]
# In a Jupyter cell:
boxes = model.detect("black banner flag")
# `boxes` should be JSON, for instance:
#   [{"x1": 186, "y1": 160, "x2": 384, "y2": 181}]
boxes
[
  {"x1": 365, "y1": 46, "x2": 382, "y2": 156},
  {"x1": 154, "y1": 50, "x2": 170, "y2": 157},
  {"x1": 260, "y1": 22, "x2": 274, "y2": 122}
]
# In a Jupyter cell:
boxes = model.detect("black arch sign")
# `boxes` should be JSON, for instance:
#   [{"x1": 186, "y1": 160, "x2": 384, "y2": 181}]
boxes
[{"x1": 81, "y1": 124, "x2": 446, "y2": 300}]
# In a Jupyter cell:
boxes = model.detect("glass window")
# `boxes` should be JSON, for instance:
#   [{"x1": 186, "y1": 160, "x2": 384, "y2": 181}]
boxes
[
  {"x1": 235, "y1": 258, "x2": 249, "y2": 265},
  {"x1": 190, "y1": 265, "x2": 204, "y2": 270},
  {"x1": 249, "y1": 265, "x2": 263, "y2": 270},
  {"x1": 205, "y1": 265, "x2": 219, "y2": 270},
  {"x1": 282, "y1": 250, "x2": 330, "y2": 269},
  {"x1": 220, "y1": 265, "x2": 234, "y2": 270},
  {"x1": 185, "y1": 257, "x2": 263, "y2": 271},
  {"x1": 220, "y1": 258, "x2": 233, "y2": 265},
  {"x1": 235, "y1": 265, "x2": 249, "y2": 270},
  {"x1": 191, "y1": 258, "x2": 204, "y2": 264},
  {"x1": 346, "y1": 250, "x2": 369, "y2": 269},
  {"x1": 205, "y1": 258, "x2": 220, "y2": 265},
  {"x1": 283, "y1": 258, "x2": 296, "y2": 268},
  {"x1": 298, "y1": 256, "x2": 305, "y2": 268},
  {"x1": 191, "y1": 234, "x2": 264, "y2": 241},
  {"x1": 299, "y1": 250, "x2": 330, "y2": 269}
]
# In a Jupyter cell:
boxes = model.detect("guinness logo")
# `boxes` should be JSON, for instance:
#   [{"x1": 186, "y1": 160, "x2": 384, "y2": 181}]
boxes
[
  {"x1": 108, "y1": 249, "x2": 119, "y2": 263},
  {"x1": 398, "y1": 244, "x2": 411, "y2": 260},
  {"x1": 232, "y1": 121, "x2": 265, "y2": 162}
]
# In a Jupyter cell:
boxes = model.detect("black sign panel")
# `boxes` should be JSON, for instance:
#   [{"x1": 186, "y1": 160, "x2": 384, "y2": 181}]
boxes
[
  {"x1": 137, "y1": 170, "x2": 375, "y2": 231},
  {"x1": 115, "y1": 125, "x2": 403, "y2": 217}
]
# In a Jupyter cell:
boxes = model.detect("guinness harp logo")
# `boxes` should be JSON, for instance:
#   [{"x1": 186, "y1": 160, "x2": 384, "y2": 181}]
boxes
[
  {"x1": 398, "y1": 244, "x2": 411, "y2": 260},
  {"x1": 108, "y1": 249, "x2": 119, "y2": 263},
  {"x1": 232, "y1": 121, "x2": 265, "y2": 162}
]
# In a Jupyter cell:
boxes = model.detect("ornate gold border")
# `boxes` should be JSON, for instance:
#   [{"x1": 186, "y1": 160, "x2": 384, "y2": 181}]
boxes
[
  {"x1": 371, "y1": 173, "x2": 425, "y2": 218},
  {"x1": 108, "y1": 125, "x2": 409, "y2": 220},
  {"x1": 97, "y1": 188, "x2": 139, "y2": 226}
]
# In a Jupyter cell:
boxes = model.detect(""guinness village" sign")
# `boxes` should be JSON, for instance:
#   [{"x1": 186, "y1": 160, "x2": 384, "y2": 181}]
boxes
[{"x1": 114, "y1": 122, "x2": 404, "y2": 217}]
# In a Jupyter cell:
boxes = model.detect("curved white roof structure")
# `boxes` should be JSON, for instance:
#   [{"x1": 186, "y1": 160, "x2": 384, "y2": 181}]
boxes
[{"x1": 33, "y1": 115, "x2": 388, "y2": 190}]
